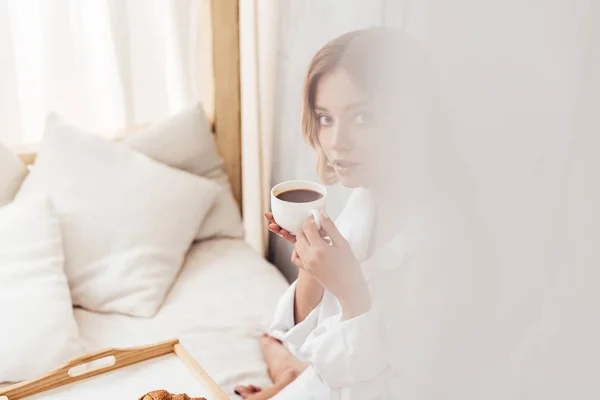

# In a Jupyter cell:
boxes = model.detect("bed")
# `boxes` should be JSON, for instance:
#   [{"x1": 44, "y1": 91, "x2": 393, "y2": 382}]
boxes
[
  {"x1": 5, "y1": 1, "x2": 289, "y2": 398},
  {"x1": 74, "y1": 239, "x2": 288, "y2": 396}
]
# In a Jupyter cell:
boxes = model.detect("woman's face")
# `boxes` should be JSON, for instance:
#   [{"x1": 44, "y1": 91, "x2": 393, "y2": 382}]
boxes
[{"x1": 315, "y1": 69, "x2": 380, "y2": 188}]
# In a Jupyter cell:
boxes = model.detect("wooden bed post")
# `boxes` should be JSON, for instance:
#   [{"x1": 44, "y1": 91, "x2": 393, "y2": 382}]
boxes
[{"x1": 211, "y1": 0, "x2": 243, "y2": 213}]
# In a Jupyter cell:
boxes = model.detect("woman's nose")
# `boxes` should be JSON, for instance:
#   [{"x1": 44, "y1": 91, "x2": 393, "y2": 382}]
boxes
[{"x1": 331, "y1": 121, "x2": 354, "y2": 151}]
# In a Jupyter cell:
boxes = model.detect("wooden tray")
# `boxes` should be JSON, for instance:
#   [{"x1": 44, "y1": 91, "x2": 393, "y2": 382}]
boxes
[{"x1": 0, "y1": 339, "x2": 228, "y2": 400}]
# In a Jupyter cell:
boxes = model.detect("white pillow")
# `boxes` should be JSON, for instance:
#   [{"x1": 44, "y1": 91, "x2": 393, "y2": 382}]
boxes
[
  {"x1": 121, "y1": 104, "x2": 244, "y2": 240},
  {"x1": 16, "y1": 124, "x2": 221, "y2": 317},
  {"x1": 0, "y1": 143, "x2": 28, "y2": 206},
  {"x1": 0, "y1": 197, "x2": 80, "y2": 383}
]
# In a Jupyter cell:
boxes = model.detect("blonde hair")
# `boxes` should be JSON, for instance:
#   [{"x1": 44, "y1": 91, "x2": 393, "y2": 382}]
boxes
[{"x1": 302, "y1": 31, "x2": 359, "y2": 184}]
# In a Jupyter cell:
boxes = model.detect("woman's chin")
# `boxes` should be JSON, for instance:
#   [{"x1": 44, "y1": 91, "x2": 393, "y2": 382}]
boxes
[{"x1": 337, "y1": 174, "x2": 366, "y2": 189}]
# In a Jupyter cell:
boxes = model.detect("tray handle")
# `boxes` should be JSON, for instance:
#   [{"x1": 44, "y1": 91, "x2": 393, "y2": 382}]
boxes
[{"x1": 0, "y1": 338, "x2": 179, "y2": 400}]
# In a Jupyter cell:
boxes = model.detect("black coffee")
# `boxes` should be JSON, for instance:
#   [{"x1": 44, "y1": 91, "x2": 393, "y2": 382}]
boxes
[{"x1": 276, "y1": 189, "x2": 323, "y2": 203}]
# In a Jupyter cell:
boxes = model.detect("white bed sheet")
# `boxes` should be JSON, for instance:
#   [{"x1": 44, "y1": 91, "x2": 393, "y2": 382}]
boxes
[{"x1": 73, "y1": 238, "x2": 289, "y2": 398}]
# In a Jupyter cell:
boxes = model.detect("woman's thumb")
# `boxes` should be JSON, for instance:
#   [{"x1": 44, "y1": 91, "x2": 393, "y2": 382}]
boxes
[{"x1": 319, "y1": 211, "x2": 344, "y2": 244}]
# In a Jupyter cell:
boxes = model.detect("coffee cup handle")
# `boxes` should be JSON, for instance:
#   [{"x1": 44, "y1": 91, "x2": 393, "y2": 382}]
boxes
[{"x1": 309, "y1": 209, "x2": 322, "y2": 231}]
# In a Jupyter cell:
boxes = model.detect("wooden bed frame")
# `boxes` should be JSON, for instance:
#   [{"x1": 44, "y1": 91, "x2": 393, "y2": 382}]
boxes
[{"x1": 15, "y1": 0, "x2": 243, "y2": 212}]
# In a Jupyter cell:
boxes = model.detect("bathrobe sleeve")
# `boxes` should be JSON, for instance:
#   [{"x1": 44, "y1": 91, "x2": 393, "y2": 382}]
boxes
[
  {"x1": 295, "y1": 299, "x2": 392, "y2": 399},
  {"x1": 268, "y1": 280, "x2": 322, "y2": 358}
]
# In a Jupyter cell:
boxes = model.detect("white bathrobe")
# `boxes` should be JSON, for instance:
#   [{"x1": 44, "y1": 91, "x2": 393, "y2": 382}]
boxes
[{"x1": 269, "y1": 188, "x2": 507, "y2": 399}]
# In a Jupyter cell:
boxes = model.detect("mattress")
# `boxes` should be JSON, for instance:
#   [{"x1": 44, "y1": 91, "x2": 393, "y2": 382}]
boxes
[{"x1": 73, "y1": 238, "x2": 289, "y2": 398}]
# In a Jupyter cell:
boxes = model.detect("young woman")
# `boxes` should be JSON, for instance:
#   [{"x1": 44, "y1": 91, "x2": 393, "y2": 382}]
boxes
[{"x1": 236, "y1": 28, "x2": 499, "y2": 399}]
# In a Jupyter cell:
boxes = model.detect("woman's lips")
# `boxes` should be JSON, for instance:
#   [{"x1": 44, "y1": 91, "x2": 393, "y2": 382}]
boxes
[{"x1": 333, "y1": 160, "x2": 363, "y2": 174}]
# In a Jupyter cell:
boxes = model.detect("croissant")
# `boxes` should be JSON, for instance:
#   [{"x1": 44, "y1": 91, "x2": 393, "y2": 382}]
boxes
[{"x1": 139, "y1": 390, "x2": 206, "y2": 400}]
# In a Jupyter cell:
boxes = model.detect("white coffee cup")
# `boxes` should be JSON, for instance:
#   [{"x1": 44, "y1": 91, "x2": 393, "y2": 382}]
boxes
[{"x1": 271, "y1": 180, "x2": 327, "y2": 235}]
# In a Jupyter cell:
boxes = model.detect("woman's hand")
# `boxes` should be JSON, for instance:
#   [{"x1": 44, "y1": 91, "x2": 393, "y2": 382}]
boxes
[
  {"x1": 293, "y1": 211, "x2": 371, "y2": 319},
  {"x1": 265, "y1": 212, "x2": 323, "y2": 323},
  {"x1": 265, "y1": 211, "x2": 302, "y2": 269},
  {"x1": 264, "y1": 212, "x2": 296, "y2": 243},
  {"x1": 264, "y1": 211, "x2": 303, "y2": 272}
]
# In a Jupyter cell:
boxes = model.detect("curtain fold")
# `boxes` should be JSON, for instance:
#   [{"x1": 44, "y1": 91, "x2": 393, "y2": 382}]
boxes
[{"x1": 240, "y1": 0, "x2": 278, "y2": 256}]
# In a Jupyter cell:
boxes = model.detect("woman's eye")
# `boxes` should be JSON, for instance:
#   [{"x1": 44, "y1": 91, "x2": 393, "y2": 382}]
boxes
[
  {"x1": 318, "y1": 115, "x2": 334, "y2": 126},
  {"x1": 354, "y1": 112, "x2": 373, "y2": 125}
]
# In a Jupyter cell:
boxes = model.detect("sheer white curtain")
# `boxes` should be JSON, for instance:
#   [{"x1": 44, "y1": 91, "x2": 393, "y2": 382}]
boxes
[
  {"x1": 0, "y1": 0, "x2": 207, "y2": 147},
  {"x1": 239, "y1": 0, "x2": 278, "y2": 256},
  {"x1": 265, "y1": 0, "x2": 599, "y2": 392},
  {"x1": 384, "y1": 0, "x2": 598, "y2": 393},
  {"x1": 395, "y1": 0, "x2": 600, "y2": 394}
]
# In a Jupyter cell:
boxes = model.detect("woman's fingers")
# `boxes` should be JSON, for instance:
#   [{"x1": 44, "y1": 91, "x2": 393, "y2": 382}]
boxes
[
  {"x1": 318, "y1": 211, "x2": 346, "y2": 246},
  {"x1": 294, "y1": 231, "x2": 311, "y2": 261},
  {"x1": 268, "y1": 223, "x2": 281, "y2": 234},
  {"x1": 234, "y1": 385, "x2": 259, "y2": 398},
  {"x1": 302, "y1": 218, "x2": 324, "y2": 246},
  {"x1": 280, "y1": 229, "x2": 297, "y2": 243},
  {"x1": 269, "y1": 225, "x2": 297, "y2": 244},
  {"x1": 264, "y1": 212, "x2": 276, "y2": 224},
  {"x1": 291, "y1": 249, "x2": 304, "y2": 269},
  {"x1": 245, "y1": 385, "x2": 261, "y2": 394},
  {"x1": 266, "y1": 213, "x2": 297, "y2": 243}
]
